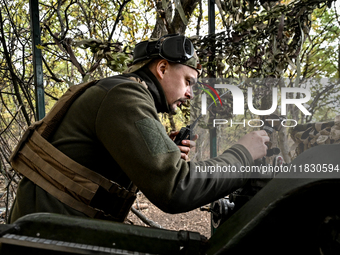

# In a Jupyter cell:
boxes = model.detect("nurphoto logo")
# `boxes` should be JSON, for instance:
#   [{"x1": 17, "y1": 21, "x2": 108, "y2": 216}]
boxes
[
  {"x1": 201, "y1": 84, "x2": 311, "y2": 116},
  {"x1": 199, "y1": 81, "x2": 312, "y2": 128}
]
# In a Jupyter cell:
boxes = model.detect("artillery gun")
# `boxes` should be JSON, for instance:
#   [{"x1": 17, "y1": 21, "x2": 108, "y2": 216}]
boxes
[{"x1": 1, "y1": 171, "x2": 339, "y2": 254}]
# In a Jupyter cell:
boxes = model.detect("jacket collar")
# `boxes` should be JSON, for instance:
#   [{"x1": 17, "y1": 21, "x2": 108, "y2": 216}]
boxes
[{"x1": 125, "y1": 67, "x2": 170, "y2": 113}]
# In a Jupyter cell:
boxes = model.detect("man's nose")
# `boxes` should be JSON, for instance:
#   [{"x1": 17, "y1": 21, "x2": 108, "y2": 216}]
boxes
[{"x1": 185, "y1": 86, "x2": 194, "y2": 99}]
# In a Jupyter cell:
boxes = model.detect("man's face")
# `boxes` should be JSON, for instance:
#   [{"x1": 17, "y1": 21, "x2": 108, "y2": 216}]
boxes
[{"x1": 160, "y1": 63, "x2": 198, "y2": 114}]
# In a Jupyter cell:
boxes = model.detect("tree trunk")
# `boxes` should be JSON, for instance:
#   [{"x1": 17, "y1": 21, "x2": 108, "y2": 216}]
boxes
[
  {"x1": 338, "y1": 42, "x2": 340, "y2": 78},
  {"x1": 151, "y1": 0, "x2": 199, "y2": 36}
]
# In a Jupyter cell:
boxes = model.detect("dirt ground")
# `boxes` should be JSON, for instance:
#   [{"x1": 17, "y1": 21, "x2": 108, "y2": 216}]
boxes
[{"x1": 126, "y1": 192, "x2": 212, "y2": 238}]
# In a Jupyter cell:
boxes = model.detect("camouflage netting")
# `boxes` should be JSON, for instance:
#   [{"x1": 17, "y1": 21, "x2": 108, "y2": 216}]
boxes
[{"x1": 290, "y1": 115, "x2": 340, "y2": 156}]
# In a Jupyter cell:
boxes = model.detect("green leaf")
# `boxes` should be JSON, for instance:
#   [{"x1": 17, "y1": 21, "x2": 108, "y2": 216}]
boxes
[{"x1": 36, "y1": 44, "x2": 44, "y2": 50}]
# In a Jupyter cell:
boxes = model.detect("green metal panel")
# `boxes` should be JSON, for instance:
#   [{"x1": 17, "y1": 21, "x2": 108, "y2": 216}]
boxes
[
  {"x1": 208, "y1": 0, "x2": 217, "y2": 159},
  {"x1": 30, "y1": 0, "x2": 45, "y2": 120},
  {"x1": 0, "y1": 213, "x2": 204, "y2": 254},
  {"x1": 208, "y1": 0, "x2": 217, "y2": 237},
  {"x1": 208, "y1": 0, "x2": 215, "y2": 35},
  {"x1": 206, "y1": 173, "x2": 340, "y2": 255}
]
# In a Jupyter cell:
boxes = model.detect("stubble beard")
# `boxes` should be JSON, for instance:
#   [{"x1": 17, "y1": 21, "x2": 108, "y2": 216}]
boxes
[{"x1": 169, "y1": 104, "x2": 178, "y2": 115}]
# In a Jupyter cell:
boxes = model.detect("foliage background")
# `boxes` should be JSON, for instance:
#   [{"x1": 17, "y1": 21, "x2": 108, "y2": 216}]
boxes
[{"x1": 0, "y1": 0, "x2": 339, "y2": 219}]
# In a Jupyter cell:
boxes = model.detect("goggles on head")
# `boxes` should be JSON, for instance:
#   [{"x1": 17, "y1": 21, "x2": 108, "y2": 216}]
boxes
[
  {"x1": 123, "y1": 34, "x2": 202, "y2": 75},
  {"x1": 133, "y1": 34, "x2": 195, "y2": 64}
]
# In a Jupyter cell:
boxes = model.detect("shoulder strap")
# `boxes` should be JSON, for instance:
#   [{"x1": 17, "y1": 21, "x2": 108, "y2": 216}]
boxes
[
  {"x1": 11, "y1": 80, "x2": 137, "y2": 222},
  {"x1": 40, "y1": 80, "x2": 98, "y2": 139},
  {"x1": 10, "y1": 80, "x2": 97, "y2": 163}
]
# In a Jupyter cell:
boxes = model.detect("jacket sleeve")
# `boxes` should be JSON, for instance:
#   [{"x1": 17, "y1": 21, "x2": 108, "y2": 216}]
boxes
[{"x1": 95, "y1": 82, "x2": 254, "y2": 213}]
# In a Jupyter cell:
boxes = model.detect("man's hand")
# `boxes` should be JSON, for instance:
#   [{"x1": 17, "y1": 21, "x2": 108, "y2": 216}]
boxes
[
  {"x1": 236, "y1": 130, "x2": 270, "y2": 160},
  {"x1": 170, "y1": 131, "x2": 198, "y2": 161}
]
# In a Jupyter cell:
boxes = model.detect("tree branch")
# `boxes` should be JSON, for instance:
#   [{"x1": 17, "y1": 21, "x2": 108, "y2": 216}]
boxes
[
  {"x1": 196, "y1": 0, "x2": 202, "y2": 36},
  {"x1": 0, "y1": 9, "x2": 31, "y2": 125},
  {"x1": 42, "y1": 57, "x2": 64, "y2": 82},
  {"x1": 108, "y1": 0, "x2": 131, "y2": 42},
  {"x1": 0, "y1": 106, "x2": 22, "y2": 136}
]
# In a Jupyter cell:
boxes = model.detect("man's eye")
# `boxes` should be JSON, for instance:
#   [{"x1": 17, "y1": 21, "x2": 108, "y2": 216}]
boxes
[{"x1": 187, "y1": 78, "x2": 197, "y2": 86}]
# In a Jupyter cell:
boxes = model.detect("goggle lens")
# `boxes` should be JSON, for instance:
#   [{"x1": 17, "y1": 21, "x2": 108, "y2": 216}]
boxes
[
  {"x1": 160, "y1": 36, "x2": 194, "y2": 62},
  {"x1": 132, "y1": 34, "x2": 194, "y2": 64}
]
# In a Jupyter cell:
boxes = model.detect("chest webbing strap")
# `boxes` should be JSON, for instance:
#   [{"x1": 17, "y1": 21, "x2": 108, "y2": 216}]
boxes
[{"x1": 10, "y1": 80, "x2": 137, "y2": 222}]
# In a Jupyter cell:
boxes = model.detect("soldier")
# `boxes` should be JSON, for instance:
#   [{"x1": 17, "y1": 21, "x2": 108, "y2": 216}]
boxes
[{"x1": 9, "y1": 34, "x2": 269, "y2": 223}]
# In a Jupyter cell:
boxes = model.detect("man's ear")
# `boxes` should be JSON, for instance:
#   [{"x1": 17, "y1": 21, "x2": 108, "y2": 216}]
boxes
[{"x1": 155, "y1": 59, "x2": 169, "y2": 79}]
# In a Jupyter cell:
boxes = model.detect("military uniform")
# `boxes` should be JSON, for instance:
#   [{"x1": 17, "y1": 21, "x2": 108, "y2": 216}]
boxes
[{"x1": 9, "y1": 67, "x2": 254, "y2": 223}]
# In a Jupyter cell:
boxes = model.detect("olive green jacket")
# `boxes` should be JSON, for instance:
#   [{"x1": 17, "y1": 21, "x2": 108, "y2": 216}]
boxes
[{"x1": 9, "y1": 67, "x2": 253, "y2": 223}]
